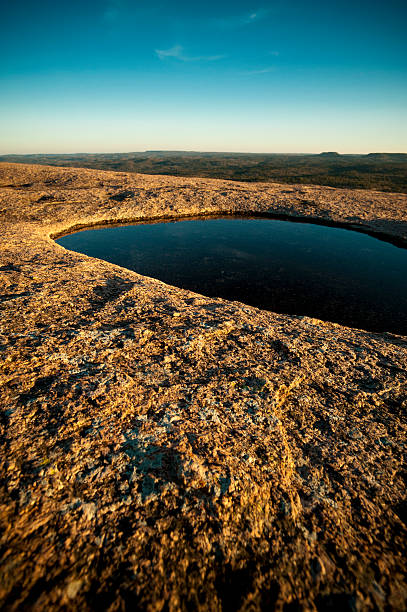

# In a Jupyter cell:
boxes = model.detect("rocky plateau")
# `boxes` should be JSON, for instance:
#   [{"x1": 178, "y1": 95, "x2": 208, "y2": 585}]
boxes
[{"x1": 0, "y1": 162, "x2": 406, "y2": 610}]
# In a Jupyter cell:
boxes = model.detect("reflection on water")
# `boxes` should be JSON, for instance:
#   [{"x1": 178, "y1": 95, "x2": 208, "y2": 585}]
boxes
[{"x1": 57, "y1": 217, "x2": 407, "y2": 335}]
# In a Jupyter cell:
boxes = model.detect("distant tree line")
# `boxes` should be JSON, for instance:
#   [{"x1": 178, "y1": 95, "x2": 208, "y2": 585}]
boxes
[{"x1": 1, "y1": 151, "x2": 406, "y2": 193}]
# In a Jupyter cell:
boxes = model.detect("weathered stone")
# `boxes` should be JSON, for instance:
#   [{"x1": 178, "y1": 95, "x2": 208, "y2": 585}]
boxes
[{"x1": 0, "y1": 162, "x2": 406, "y2": 610}]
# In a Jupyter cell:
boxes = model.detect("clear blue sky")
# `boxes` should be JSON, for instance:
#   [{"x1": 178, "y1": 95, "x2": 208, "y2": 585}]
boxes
[{"x1": 1, "y1": 0, "x2": 406, "y2": 153}]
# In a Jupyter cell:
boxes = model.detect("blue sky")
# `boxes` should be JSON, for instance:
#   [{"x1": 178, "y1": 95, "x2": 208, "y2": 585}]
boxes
[{"x1": 1, "y1": 0, "x2": 406, "y2": 153}]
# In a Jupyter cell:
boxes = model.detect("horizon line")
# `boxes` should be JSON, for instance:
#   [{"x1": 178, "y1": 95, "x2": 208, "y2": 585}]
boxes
[{"x1": 1, "y1": 150, "x2": 406, "y2": 156}]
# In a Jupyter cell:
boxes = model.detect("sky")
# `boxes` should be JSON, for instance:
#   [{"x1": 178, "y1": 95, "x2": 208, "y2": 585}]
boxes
[{"x1": 0, "y1": 0, "x2": 406, "y2": 154}]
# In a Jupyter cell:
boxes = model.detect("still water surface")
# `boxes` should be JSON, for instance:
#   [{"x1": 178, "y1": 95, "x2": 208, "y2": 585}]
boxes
[{"x1": 57, "y1": 217, "x2": 407, "y2": 335}]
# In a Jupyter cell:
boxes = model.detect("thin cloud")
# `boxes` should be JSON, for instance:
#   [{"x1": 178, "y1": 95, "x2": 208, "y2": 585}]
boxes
[
  {"x1": 155, "y1": 45, "x2": 185, "y2": 60},
  {"x1": 214, "y1": 8, "x2": 271, "y2": 29},
  {"x1": 238, "y1": 66, "x2": 275, "y2": 75},
  {"x1": 245, "y1": 8, "x2": 271, "y2": 23},
  {"x1": 155, "y1": 45, "x2": 226, "y2": 62}
]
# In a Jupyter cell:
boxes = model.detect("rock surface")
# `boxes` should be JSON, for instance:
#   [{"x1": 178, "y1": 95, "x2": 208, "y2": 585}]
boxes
[{"x1": 0, "y1": 162, "x2": 406, "y2": 610}]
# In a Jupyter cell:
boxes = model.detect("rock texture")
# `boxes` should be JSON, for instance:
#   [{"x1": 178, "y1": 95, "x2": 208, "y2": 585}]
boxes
[{"x1": 0, "y1": 162, "x2": 406, "y2": 611}]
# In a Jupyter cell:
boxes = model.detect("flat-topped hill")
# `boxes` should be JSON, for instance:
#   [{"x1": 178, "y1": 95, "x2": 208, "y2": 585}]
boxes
[{"x1": 0, "y1": 163, "x2": 406, "y2": 610}]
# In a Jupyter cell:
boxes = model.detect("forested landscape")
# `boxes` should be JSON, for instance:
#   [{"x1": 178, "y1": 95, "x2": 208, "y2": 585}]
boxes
[{"x1": 2, "y1": 151, "x2": 406, "y2": 193}]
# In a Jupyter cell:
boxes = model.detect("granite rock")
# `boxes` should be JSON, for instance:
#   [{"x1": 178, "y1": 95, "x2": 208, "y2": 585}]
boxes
[{"x1": 0, "y1": 163, "x2": 406, "y2": 610}]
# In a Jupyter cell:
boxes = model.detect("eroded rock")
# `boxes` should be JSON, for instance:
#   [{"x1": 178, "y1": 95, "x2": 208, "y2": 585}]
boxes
[{"x1": 0, "y1": 163, "x2": 406, "y2": 610}]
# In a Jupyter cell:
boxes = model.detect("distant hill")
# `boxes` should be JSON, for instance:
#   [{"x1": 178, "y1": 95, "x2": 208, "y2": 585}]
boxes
[{"x1": 1, "y1": 151, "x2": 406, "y2": 193}]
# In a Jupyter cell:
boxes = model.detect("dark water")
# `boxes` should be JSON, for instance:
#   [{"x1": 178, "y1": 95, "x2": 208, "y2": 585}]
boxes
[{"x1": 56, "y1": 217, "x2": 407, "y2": 335}]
